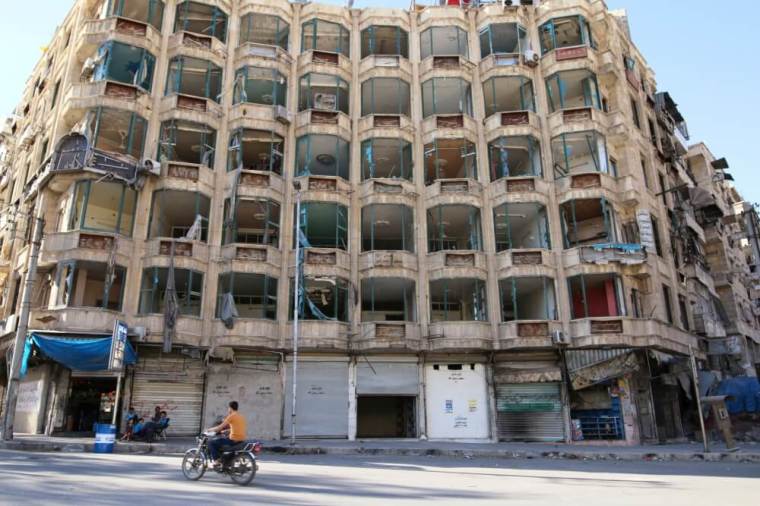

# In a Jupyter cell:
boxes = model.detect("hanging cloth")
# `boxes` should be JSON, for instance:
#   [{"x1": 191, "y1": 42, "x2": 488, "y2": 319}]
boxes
[
  {"x1": 185, "y1": 214, "x2": 203, "y2": 241},
  {"x1": 220, "y1": 292, "x2": 239, "y2": 330},
  {"x1": 163, "y1": 242, "x2": 178, "y2": 353}
]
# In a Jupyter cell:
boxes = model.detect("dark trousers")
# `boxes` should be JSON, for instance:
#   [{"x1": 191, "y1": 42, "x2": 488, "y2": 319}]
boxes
[{"x1": 209, "y1": 437, "x2": 235, "y2": 460}]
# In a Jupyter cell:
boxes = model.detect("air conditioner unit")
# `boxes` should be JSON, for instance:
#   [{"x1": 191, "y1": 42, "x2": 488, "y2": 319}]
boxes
[
  {"x1": 141, "y1": 158, "x2": 162, "y2": 177},
  {"x1": 132, "y1": 326, "x2": 147, "y2": 342},
  {"x1": 523, "y1": 50, "x2": 539, "y2": 67},
  {"x1": 81, "y1": 57, "x2": 97, "y2": 80},
  {"x1": 551, "y1": 330, "x2": 570, "y2": 346},
  {"x1": 274, "y1": 105, "x2": 291, "y2": 124},
  {"x1": 314, "y1": 93, "x2": 337, "y2": 111}
]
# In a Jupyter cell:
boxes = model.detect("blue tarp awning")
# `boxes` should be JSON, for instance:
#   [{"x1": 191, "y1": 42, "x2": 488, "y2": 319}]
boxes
[{"x1": 21, "y1": 333, "x2": 137, "y2": 377}]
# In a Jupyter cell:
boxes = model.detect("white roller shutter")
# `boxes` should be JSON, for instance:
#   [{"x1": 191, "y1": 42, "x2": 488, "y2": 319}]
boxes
[
  {"x1": 496, "y1": 383, "x2": 564, "y2": 442},
  {"x1": 357, "y1": 362, "x2": 418, "y2": 395},
  {"x1": 284, "y1": 361, "x2": 348, "y2": 438},
  {"x1": 425, "y1": 363, "x2": 489, "y2": 439}
]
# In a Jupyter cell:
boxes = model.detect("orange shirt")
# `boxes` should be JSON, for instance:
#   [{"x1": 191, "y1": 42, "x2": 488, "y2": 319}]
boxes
[{"x1": 224, "y1": 412, "x2": 247, "y2": 442}]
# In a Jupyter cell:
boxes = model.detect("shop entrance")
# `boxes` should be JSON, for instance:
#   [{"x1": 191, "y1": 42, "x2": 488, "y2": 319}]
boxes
[
  {"x1": 64, "y1": 377, "x2": 118, "y2": 434},
  {"x1": 357, "y1": 396, "x2": 416, "y2": 438}
]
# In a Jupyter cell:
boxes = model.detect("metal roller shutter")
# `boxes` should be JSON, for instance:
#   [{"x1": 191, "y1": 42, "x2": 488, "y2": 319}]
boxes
[
  {"x1": 130, "y1": 351, "x2": 205, "y2": 436},
  {"x1": 284, "y1": 361, "x2": 348, "y2": 438},
  {"x1": 357, "y1": 362, "x2": 418, "y2": 395},
  {"x1": 496, "y1": 383, "x2": 564, "y2": 442}
]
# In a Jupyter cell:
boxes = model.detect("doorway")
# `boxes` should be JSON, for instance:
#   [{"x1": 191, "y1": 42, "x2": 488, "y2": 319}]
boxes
[
  {"x1": 357, "y1": 396, "x2": 416, "y2": 438},
  {"x1": 64, "y1": 378, "x2": 118, "y2": 434}
]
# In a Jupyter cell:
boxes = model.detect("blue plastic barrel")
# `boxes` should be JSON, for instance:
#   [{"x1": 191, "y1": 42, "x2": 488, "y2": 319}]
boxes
[{"x1": 93, "y1": 423, "x2": 117, "y2": 453}]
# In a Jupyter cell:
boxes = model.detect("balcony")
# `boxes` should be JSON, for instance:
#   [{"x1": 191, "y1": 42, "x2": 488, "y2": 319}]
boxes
[
  {"x1": 570, "y1": 317, "x2": 700, "y2": 356},
  {"x1": 40, "y1": 230, "x2": 133, "y2": 266},
  {"x1": 426, "y1": 321, "x2": 492, "y2": 352},
  {"x1": 143, "y1": 238, "x2": 210, "y2": 266},
  {"x1": 62, "y1": 81, "x2": 152, "y2": 119},
  {"x1": 168, "y1": 31, "x2": 226, "y2": 67},
  {"x1": 295, "y1": 109, "x2": 351, "y2": 139},
  {"x1": 495, "y1": 250, "x2": 556, "y2": 277},
  {"x1": 354, "y1": 322, "x2": 422, "y2": 352},
  {"x1": 220, "y1": 244, "x2": 282, "y2": 276},
  {"x1": 359, "y1": 250, "x2": 418, "y2": 276},
  {"x1": 132, "y1": 314, "x2": 205, "y2": 347},
  {"x1": 211, "y1": 319, "x2": 279, "y2": 349},
  {"x1": 30, "y1": 307, "x2": 126, "y2": 334},
  {"x1": 77, "y1": 16, "x2": 162, "y2": 54},
  {"x1": 496, "y1": 320, "x2": 564, "y2": 350},
  {"x1": 284, "y1": 321, "x2": 350, "y2": 351},
  {"x1": 160, "y1": 94, "x2": 222, "y2": 128}
]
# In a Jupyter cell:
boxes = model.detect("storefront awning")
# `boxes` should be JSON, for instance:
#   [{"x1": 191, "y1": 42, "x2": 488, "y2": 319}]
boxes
[{"x1": 21, "y1": 333, "x2": 137, "y2": 376}]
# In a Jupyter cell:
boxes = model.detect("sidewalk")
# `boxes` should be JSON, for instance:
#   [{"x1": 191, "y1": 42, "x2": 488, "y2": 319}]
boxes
[{"x1": 2, "y1": 435, "x2": 759, "y2": 463}]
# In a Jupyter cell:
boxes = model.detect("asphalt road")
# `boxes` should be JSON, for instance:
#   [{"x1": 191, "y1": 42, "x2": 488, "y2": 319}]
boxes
[{"x1": 0, "y1": 449, "x2": 758, "y2": 505}]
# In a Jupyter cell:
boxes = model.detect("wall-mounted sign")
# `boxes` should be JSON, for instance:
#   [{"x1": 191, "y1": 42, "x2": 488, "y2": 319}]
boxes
[{"x1": 108, "y1": 320, "x2": 128, "y2": 371}]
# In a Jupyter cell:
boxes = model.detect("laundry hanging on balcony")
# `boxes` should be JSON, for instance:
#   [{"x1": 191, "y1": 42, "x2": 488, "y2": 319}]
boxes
[{"x1": 20, "y1": 333, "x2": 137, "y2": 376}]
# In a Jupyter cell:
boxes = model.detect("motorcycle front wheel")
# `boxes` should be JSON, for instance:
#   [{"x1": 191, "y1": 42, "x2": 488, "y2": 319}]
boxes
[
  {"x1": 181, "y1": 449, "x2": 207, "y2": 481},
  {"x1": 228, "y1": 453, "x2": 256, "y2": 486}
]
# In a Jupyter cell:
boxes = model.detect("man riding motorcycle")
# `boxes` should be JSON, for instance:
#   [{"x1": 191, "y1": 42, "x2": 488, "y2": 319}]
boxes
[{"x1": 205, "y1": 400, "x2": 247, "y2": 467}]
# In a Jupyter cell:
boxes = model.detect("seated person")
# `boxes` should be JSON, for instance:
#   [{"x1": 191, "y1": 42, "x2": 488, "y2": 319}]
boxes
[
  {"x1": 132, "y1": 418, "x2": 146, "y2": 438},
  {"x1": 157, "y1": 411, "x2": 170, "y2": 429}
]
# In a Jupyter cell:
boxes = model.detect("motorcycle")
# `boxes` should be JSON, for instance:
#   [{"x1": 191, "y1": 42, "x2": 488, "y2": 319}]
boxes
[{"x1": 181, "y1": 431, "x2": 262, "y2": 486}]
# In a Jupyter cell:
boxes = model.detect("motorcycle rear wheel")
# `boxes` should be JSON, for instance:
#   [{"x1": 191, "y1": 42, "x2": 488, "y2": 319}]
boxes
[
  {"x1": 182, "y1": 449, "x2": 207, "y2": 481},
  {"x1": 228, "y1": 453, "x2": 256, "y2": 486}
]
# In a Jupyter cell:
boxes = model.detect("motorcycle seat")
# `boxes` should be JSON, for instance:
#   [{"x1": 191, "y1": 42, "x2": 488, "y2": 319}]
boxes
[{"x1": 221, "y1": 441, "x2": 248, "y2": 454}]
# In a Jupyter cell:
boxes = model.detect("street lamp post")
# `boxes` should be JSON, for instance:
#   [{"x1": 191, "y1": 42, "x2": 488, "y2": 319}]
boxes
[{"x1": 290, "y1": 181, "x2": 302, "y2": 446}]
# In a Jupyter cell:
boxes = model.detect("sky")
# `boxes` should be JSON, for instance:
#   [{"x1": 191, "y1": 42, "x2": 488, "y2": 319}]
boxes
[{"x1": 1, "y1": 0, "x2": 757, "y2": 203}]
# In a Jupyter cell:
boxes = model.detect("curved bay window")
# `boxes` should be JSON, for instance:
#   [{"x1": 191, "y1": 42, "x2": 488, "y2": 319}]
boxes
[
  {"x1": 233, "y1": 66, "x2": 287, "y2": 106},
  {"x1": 227, "y1": 128, "x2": 283, "y2": 174},
  {"x1": 166, "y1": 56, "x2": 223, "y2": 102},
  {"x1": 424, "y1": 138, "x2": 477, "y2": 184},
  {"x1": 482, "y1": 76, "x2": 535, "y2": 117},
  {"x1": 420, "y1": 26, "x2": 468, "y2": 59},
  {"x1": 291, "y1": 276, "x2": 350, "y2": 322},
  {"x1": 239, "y1": 13, "x2": 288, "y2": 49},
  {"x1": 429, "y1": 278, "x2": 487, "y2": 322},
  {"x1": 479, "y1": 23, "x2": 528, "y2": 59},
  {"x1": 361, "y1": 26, "x2": 409, "y2": 59},
  {"x1": 86, "y1": 107, "x2": 147, "y2": 159},
  {"x1": 296, "y1": 134, "x2": 350, "y2": 179},
  {"x1": 217, "y1": 273, "x2": 277, "y2": 320},
  {"x1": 361, "y1": 78, "x2": 410, "y2": 116},
  {"x1": 361, "y1": 138, "x2": 413, "y2": 181},
  {"x1": 139, "y1": 267, "x2": 203, "y2": 316},
  {"x1": 362, "y1": 204, "x2": 415, "y2": 252},
  {"x1": 92, "y1": 41, "x2": 155, "y2": 91},
  {"x1": 106, "y1": 0, "x2": 164, "y2": 30},
  {"x1": 421, "y1": 78, "x2": 472, "y2": 117},
  {"x1": 488, "y1": 136, "x2": 542, "y2": 180},
  {"x1": 299, "y1": 73, "x2": 349, "y2": 114},
  {"x1": 223, "y1": 198, "x2": 280, "y2": 247},
  {"x1": 551, "y1": 131, "x2": 609, "y2": 178},
  {"x1": 147, "y1": 190, "x2": 210, "y2": 242},
  {"x1": 539, "y1": 16, "x2": 595, "y2": 55},
  {"x1": 427, "y1": 205, "x2": 482, "y2": 252},
  {"x1": 560, "y1": 198, "x2": 618, "y2": 249},
  {"x1": 493, "y1": 202, "x2": 550, "y2": 252},
  {"x1": 67, "y1": 180, "x2": 136, "y2": 236},
  {"x1": 362, "y1": 278, "x2": 416, "y2": 322},
  {"x1": 55, "y1": 261, "x2": 126, "y2": 311},
  {"x1": 174, "y1": 1, "x2": 227, "y2": 43},
  {"x1": 545, "y1": 70, "x2": 601, "y2": 112},
  {"x1": 499, "y1": 277, "x2": 557, "y2": 322},
  {"x1": 568, "y1": 273, "x2": 625, "y2": 319},
  {"x1": 158, "y1": 120, "x2": 216, "y2": 168},
  {"x1": 301, "y1": 18, "x2": 350, "y2": 56},
  {"x1": 298, "y1": 202, "x2": 348, "y2": 250}
]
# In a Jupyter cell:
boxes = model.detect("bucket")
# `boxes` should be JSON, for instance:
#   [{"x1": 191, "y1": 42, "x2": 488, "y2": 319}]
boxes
[{"x1": 93, "y1": 423, "x2": 117, "y2": 453}]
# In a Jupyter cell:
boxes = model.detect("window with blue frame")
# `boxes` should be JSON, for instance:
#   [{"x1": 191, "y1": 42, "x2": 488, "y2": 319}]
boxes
[
  {"x1": 295, "y1": 134, "x2": 350, "y2": 180},
  {"x1": 420, "y1": 26, "x2": 468, "y2": 59},
  {"x1": 493, "y1": 202, "x2": 551, "y2": 252},
  {"x1": 301, "y1": 18, "x2": 350, "y2": 56},
  {"x1": 479, "y1": 23, "x2": 528, "y2": 59},
  {"x1": 165, "y1": 56, "x2": 223, "y2": 102},
  {"x1": 56, "y1": 261, "x2": 126, "y2": 311},
  {"x1": 361, "y1": 78, "x2": 410, "y2": 116},
  {"x1": 539, "y1": 15, "x2": 595, "y2": 54},
  {"x1": 297, "y1": 202, "x2": 348, "y2": 250},
  {"x1": 289, "y1": 276, "x2": 350, "y2": 322},
  {"x1": 239, "y1": 13, "x2": 289, "y2": 49},
  {"x1": 361, "y1": 138, "x2": 413, "y2": 181},
  {"x1": 482, "y1": 76, "x2": 535, "y2": 116},
  {"x1": 233, "y1": 66, "x2": 287, "y2": 106},
  {"x1": 227, "y1": 128, "x2": 284, "y2": 174},
  {"x1": 106, "y1": 0, "x2": 164, "y2": 30},
  {"x1": 67, "y1": 180, "x2": 137, "y2": 236},
  {"x1": 147, "y1": 189, "x2": 211, "y2": 242},
  {"x1": 361, "y1": 26, "x2": 409, "y2": 58},
  {"x1": 299, "y1": 73, "x2": 349, "y2": 114},
  {"x1": 217, "y1": 272, "x2": 278, "y2": 320},
  {"x1": 421, "y1": 78, "x2": 473, "y2": 117},
  {"x1": 427, "y1": 204, "x2": 482, "y2": 252},
  {"x1": 93, "y1": 41, "x2": 155, "y2": 91},
  {"x1": 174, "y1": 1, "x2": 227, "y2": 43},
  {"x1": 223, "y1": 198, "x2": 280, "y2": 247},
  {"x1": 499, "y1": 277, "x2": 557, "y2": 322},
  {"x1": 488, "y1": 136, "x2": 543, "y2": 180},
  {"x1": 362, "y1": 204, "x2": 415, "y2": 252},
  {"x1": 424, "y1": 138, "x2": 477, "y2": 184},
  {"x1": 429, "y1": 278, "x2": 488, "y2": 322},
  {"x1": 139, "y1": 267, "x2": 204, "y2": 316},
  {"x1": 158, "y1": 120, "x2": 216, "y2": 168},
  {"x1": 551, "y1": 131, "x2": 609, "y2": 178},
  {"x1": 545, "y1": 70, "x2": 601, "y2": 112},
  {"x1": 362, "y1": 278, "x2": 416, "y2": 322},
  {"x1": 85, "y1": 107, "x2": 147, "y2": 159},
  {"x1": 560, "y1": 198, "x2": 617, "y2": 249}
]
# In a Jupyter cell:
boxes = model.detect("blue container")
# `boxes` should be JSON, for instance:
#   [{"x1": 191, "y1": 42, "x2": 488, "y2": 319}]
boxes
[{"x1": 93, "y1": 423, "x2": 117, "y2": 453}]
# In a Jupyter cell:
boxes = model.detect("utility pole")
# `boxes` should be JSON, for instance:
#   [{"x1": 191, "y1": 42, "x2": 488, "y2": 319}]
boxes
[
  {"x1": 2, "y1": 210, "x2": 44, "y2": 441},
  {"x1": 290, "y1": 181, "x2": 302, "y2": 445},
  {"x1": 689, "y1": 344, "x2": 710, "y2": 453}
]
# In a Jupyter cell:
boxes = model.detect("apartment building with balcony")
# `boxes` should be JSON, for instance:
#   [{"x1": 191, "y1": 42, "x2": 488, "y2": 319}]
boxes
[{"x1": 0, "y1": 0, "x2": 752, "y2": 444}]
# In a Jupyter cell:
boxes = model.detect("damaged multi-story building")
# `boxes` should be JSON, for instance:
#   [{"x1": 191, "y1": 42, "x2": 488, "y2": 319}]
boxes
[{"x1": 0, "y1": 0, "x2": 758, "y2": 444}]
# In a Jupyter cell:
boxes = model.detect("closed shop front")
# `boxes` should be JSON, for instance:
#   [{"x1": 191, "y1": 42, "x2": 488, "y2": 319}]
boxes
[
  {"x1": 356, "y1": 360, "x2": 418, "y2": 438},
  {"x1": 284, "y1": 358, "x2": 349, "y2": 438},
  {"x1": 129, "y1": 348, "x2": 205, "y2": 436},
  {"x1": 425, "y1": 362, "x2": 489, "y2": 439}
]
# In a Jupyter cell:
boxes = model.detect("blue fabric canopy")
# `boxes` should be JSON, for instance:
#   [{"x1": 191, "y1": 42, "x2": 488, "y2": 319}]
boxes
[{"x1": 20, "y1": 334, "x2": 137, "y2": 377}]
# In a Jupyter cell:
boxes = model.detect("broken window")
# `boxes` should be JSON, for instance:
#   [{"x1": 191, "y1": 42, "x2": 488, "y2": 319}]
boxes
[
  {"x1": 290, "y1": 276, "x2": 350, "y2": 322},
  {"x1": 539, "y1": 16, "x2": 594, "y2": 54},
  {"x1": 147, "y1": 190, "x2": 210, "y2": 242},
  {"x1": 421, "y1": 78, "x2": 472, "y2": 117},
  {"x1": 158, "y1": 120, "x2": 216, "y2": 168},
  {"x1": 493, "y1": 202, "x2": 550, "y2": 251},
  {"x1": 227, "y1": 128, "x2": 283, "y2": 174},
  {"x1": 560, "y1": 198, "x2": 617, "y2": 249},
  {"x1": 361, "y1": 78, "x2": 410, "y2": 116},
  {"x1": 239, "y1": 13, "x2": 288, "y2": 49},
  {"x1": 662, "y1": 284, "x2": 674, "y2": 324},
  {"x1": 67, "y1": 180, "x2": 136, "y2": 236},
  {"x1": 298, "y1": 73, "x2": 349, "y2": 114},
  {"x1": 86, "y1": 107, "x2": 147, "y2": 159},
  {"x1": 427, "y1": 205, "x2": 482, "y2": 252},
  {"x1": 362, "y1": 278, "x2": 415, "y2": 322},
  {"x1": 678, "y1": 294, "x2": 690, "y2": 330},
  {"x1": 295, "y1": 134, "x2": 350, "y2": 179},
  {"x1": 488, "y1": 136, "x2": 542, "y2": 180},
  {"x1": 362, "y1": 204, "x2": 415, "y2": 252},
  {"x1": 139, "y1": 267, "x2": 203, "y2": 316},
  {"x1": 166, "y1": 56, "x2": 223, "y2": 102},
  {"x1": 55, "y1": 260, "x2": 126, "y2": 311},
  {"x1": 297, "y1": 202, "x2": 348, "y2": 250},
  {"x1": 551, "y1": 131, "x2": 609, "y2": 178},
  {"x1": 499, "y1": 277, "x2": 557, "y2": 321},
  {"x1": 107, "y1": 0, "x2": 164, "y2": 30},
  {"x1": 651, "y1": 215, "x2": 662, "y2": 256},
  {"x1": 92, "y1": 41, "x2": 155, "y2": 91},
  {"x1": 429, "y1": 278, "x2": 487, "y2": 322},
  {"x1": 174, "y1": 1, "x2": 227, "y2": 43},
  {"x1": 479, "y1": 23, "x2": 528, "y2": 59},
  {"x1": 545, "y1": 70, "x2": 601, "y2": 112},
  {"x1": 217, "y1": 272, "x2": 277, "y2": 319},
  {"x1": 568, "y1": 273, "x2": 625, "y2": 319},
  {"x1": 420, "y1": 26, "x2": 468, "y2": 59},
  {"x1": 424, "y1": 138, "x2": 477, "y2": 183},
  {"x1": 223, "y1": 198, "x2": 280, "y2": 247},
  {"x1": 361, "y1": 26, "x2": 409, "y2": 58},
  {"x1": 301, "y1": 18, "x2": 350, "y2": 56},
  {"x1": 482, "y1": 76, "x2": 535, "y2": 116},
  {"x1": 233, "y1": 66, "x2": 287, "y2": 106},
  {"x1": 361, "y1": 138, "x2": 413, "y2": 181}
]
